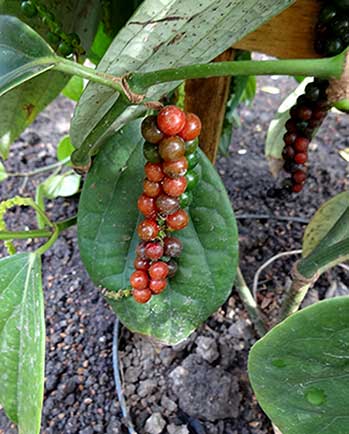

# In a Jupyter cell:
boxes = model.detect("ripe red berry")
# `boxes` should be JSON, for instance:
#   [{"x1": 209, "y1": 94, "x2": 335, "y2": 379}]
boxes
[
  {"x1": 164, "y1": 236, "x2": 183, "y2": 257},
  {"x1": 312, "y1": 108, "x2": 327, "y2": 121},
  {"x1": 157, "y1": 105, "x2": 186, "y2": 135},
  {"x1": 141, "y1": 115, "x2": 164, "y2": 144},
  {"x1": 292, "y1": 183, "x2": 304, "y2": 193},
  {"x1": 162, "y1": 176, "x2": 187, "y2": 197},
  {"x1": 159, "y1": 136, "x2": 185, "y2": 161},
  {"x1": 149, "y1": 261, "x2": 169, "y2": 280},
  {"x1": 143, "y1": 179, "x2": 162, "y2": 198},
  {"x1": 296, "y1": 105, "x2": 312, "y2": 121},
  {"x1": 130, "y1": 270, "x2": 149, "y2": 290},
  {"x1": 285, "y1": 119, "x2": 298, "y2": 133},
  {"x1": 136, "y1": 241, "x2": 147, "y2": 258},
  {"x1": 178, "y1": 113, "x2": 202, "y2": 141},
  {"x1": 156, "y1": 194, "x2": 180, "y2": 215},
  {"x1": 294, "y1": 137, "x2": 310, "y2": 152},
  {"x1": 137, "y1": 194, "x2": 157, "y2": 218},
  {"x1": 282, "y1": 146, "x2": 295, "y2": 160},
  {"x1": 144, "y1": 162, "x2": 164, "y2": 182},
  {"x1": 293, "y1": 170, "x2": 307, "y2": 184},
  {"x1": 133, "y1": 288, "x2": 152, "y2": 304},
  {"x1": 163, "y1": 157, "x2": 188, "y2": 178},
  {"x1": 167, "y1": 209, "x2": 189, "y2": 231},
  {"x1": 167, "y1": 259, "x2": 178, "y2": 277},
  {"x1": 294, "y1": 152, "x2": 308, "y2": 164},
  {"x1": 149, "y1": 279, "x2": 167, "y2": 294},
  {"x1": 145, "y1": 242, "x2": 164, "y2": 261},
  {"x1": 283, "y1": 132, "x2": 297, "y2": 146},
  {"x1": 134, "y1": 257, "x2": 150, "y2": 271},
  {"x1": 137, "y1": 219, "x2": 159, "y2": 241}
]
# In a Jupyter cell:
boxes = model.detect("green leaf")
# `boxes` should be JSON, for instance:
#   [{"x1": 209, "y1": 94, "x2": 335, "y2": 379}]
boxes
[
  {"x1": 240, "y1": 76, "x2": 256, "y2": 105},
  {"x1": 41, "y1": 172, "x2": 80, "y2": 199},
  {"x1": 0, "y1": 2, "x2": 101, "y2": 158},
  {"x1": 62, "y1": 76, "x2": 84, "y2": 101},
  {"x1": 0, "y1": 15, "x2": 55, "y2": 97},
  {"x1": 77, "y1": 120, "x2": 238, "y2": 344},
  {"x1": 0, "y1": 161, "x2": 8, "y2": 182},
  {"x1": 248, "y1": 297, "x2": 349, "y2": 434},
  {"x1": 303, "y1": 192, "x2": 349, "y2": 257},
  {"x1": 71, "y1": 0, "x2": 294, "y2": 157},
  {"x1": 88, "y1": 22, "x2": 113, "y2": 65},
  {"x1": 0, "y1": 253, "x2": 45, "y2": 434},
  {"x1": 265, "y1": 78, "x2": 312, "y2": 161},
  {"x1": 57, "y1": 135, "x2": 75, "y2": 161}
]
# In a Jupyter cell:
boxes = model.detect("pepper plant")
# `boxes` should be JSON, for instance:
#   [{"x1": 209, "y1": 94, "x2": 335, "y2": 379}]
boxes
[{"x1": 0, "y1": 1, "x2": 348, "y2": 433}]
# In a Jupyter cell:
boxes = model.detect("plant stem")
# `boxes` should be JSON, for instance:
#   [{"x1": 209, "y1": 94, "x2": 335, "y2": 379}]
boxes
[
  {"x1": 131, "y1": 51, "x2": 347, "y2": 92},
  {"x1": 0, "y1": 229, "x2": 52, "y2": 240},
  {"x1": 235, "y1": 267, "x2": 267, "y2": 336},
  {"x1": 280, "y1": 238, "x2": 349, "y2": 319},
  {"x1": 57, "y1": 216, "x2": 77, "y2": 232},
  {"x1": 7, "y1": 157, "x2": 70, "y2": 177}
]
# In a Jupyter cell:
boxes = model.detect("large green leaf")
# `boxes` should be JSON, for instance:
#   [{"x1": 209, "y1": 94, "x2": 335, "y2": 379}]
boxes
[
  {"x1": 0, "y1": 253, "x2": 45, "y2": 434},
  {"x1": 303, "y1": 192, "x2": 349, "y2": 257},
  {"x1": 0, "y1": 1, "x2": 101, "y2": 158},
  {"x1": 77, "y1": 120, "x2": 238, "y2": 344},
  {"x1": 0, "y1": 15, "x2": 55, "y2": 96},
  {"x1": 248, "y1": 297, "x2": 349, "y2": 434},
  {"x1": 71, "y1": 0, "x2": 294, "y2": 158}
]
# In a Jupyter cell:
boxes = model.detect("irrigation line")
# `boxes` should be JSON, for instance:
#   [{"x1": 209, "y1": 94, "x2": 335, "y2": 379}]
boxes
[{"x1": 112, "y1": 320, "x2": 138, "y2": 434}]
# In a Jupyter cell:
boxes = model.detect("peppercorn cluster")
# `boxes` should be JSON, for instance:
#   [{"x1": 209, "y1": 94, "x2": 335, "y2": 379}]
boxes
[
  {"x1": 315, "y1": 2, "x2": 349, "y2": 56},
  {"x1": 281, "y1": 79, "x2": 331, "y2": 193},
  {"x1": 20, "y1": 0, "x2": 84, "y2": 57},
  {"x1": 130, "y1": 106, "x2": 202, "y2": 304}
]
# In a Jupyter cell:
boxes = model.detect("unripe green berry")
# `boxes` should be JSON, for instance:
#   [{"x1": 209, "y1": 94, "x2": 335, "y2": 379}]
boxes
[
  {"x1": 143, "y1": 142, "x2": 161, "y2": 163},
  {"x1": 47, "y1": 31, "x2": 61, "y2": 45},
  {"x1": 186, "y1": 150, "x2": 200, "y2": 170},
  {"x1": 185, "y1": 137, "x2": 199, "y2": 155},
  {"x1": 21, "y1": 1, "x2": 37, "y2": 18},
  {"x1": 179, "y1": 191, "x2": 193, "y2": 208},
  {"x1": 67, "y1": 32, "x2": 81, "y2": 47},
  {"x1": 58, "y1": 41, "x2": 74, "y2": 56},
  {"x1": 185, "y1": 170, "x2": 200, "y2": 191}
]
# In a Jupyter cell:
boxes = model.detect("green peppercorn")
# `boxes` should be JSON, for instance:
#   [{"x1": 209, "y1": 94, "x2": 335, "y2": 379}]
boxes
[
  {"x1": 47, "y1": 31, "x2": 61, "y2": 45},
  {"x1": 186, "y1": 150, "x2": 200, "y2": 170},
  {"x1": 58, "y1": 41, "x2": 74, "y2": 56},
  {"x1": 143, "y1": 142, "x2": 161, "y2": 163},
  {"x1": 42, "y1": 11, "x2": 55, "y2": 25},
  {"x1": 319, "y1": 5, "x2": 337, "y2": 24},
  {"x1": 185, "y1": 170, "x2": 200, "y2": 191},
  {"x1": 179, "y1": 191, "x2": 193, "y2": 208},
  {"x1": 67, "y1": 32, "x2": 81, "y2": 47},
  {"x1": 325, "y1": 38, "x2": 344, "y2": 55},
  {"x1": 21, "y1": 1, "x2": 37, "y2": 18},
  {"x1": 185, "y1": 137, "x2": 199, "y2": 155}
]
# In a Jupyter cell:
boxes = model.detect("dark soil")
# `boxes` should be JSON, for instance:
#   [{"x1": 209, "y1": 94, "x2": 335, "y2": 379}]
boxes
[{"x1": 0, "y1": 74, "x2": 348, "y2": 434}]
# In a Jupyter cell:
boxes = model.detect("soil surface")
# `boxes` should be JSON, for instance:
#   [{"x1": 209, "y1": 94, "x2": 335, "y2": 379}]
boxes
[{"x1": 0, "y1": 73, "x2": 348, "y2": 434}]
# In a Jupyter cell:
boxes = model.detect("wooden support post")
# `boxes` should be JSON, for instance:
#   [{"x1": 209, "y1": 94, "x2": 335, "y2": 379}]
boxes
[{"x1": 184, "y1": 49, "x2": 235, "y2": 163}]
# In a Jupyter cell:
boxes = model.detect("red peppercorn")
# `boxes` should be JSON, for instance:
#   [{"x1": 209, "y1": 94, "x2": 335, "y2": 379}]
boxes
[
  {"x1": 163, "y1": 157, "x2": 188, "y2": 178},
  {"x1": 130, "y1": 270, "x2": 149, "y2": 290},
  {"x1": 141, "y1": 115, "x2": 164, "y2": 144},
  {"x1": 292, "y1": 183, "x2": 304, "y2": 193},
  {"x1": 137, "y1": 194, "x2": 157, "y2": 218},
  {"x1": 282, "y1": 146, "x2": 295, "y2": 160},
  {"x1": 167, "y1": 209, "x2": 189, "y2": 231},
  {"x1": 156, "y1": 194, "x2": 180, "y2": 215},
  {"x1": 144, "y1": 162, "x2": 164, "y2": 182},
  {"x1": 143, "y1": 179, "x2": 162, "y2": 198},
  {"x1": 285, "y1": 119, "x2": 298, "y2": 133},
  {"x1": 157, "y1": 105, "x2": 186, "y2": 136},
  {"x1": 134, "y1": 257, "x2": 150, "y2": 271},
  {"x1": 149, "y1": 279, "x2": 167, "y2": 294},
  {"x1": 149, "y1": 261, "x2": 169, "y2": 280},
  {"x1": 162, "y1": 176, "x2": 187, "y2": 197},
  {"x1": 137, "y1": 219, "x2": 159, "y2": 241},
  {"x1": 293, "y1": 170, "x2": 307, "y2": 184},
  {"x1": 294, "y1": 152, "x2": 308, "y2": 164},
  {"x1": 145, "y1": 242, "x2": 164, "y2": 261},
  {"x1": 283, "y1": 132, "x2": 297, "y2": 146},
  {"x1": 312, "y1": 108, "x2": 327, "y2": 121},
  {"x1": 294, "y1": 137, "x2": 310, "y2": 152},
  {"x1": 167, "y1": 259, "x2": 178, "y2": 277},
  {"x1": 178, "y1": 113, "x2": 202, "y2": 141},
  {"x1": 164, "y1": 236, "x2": 183, "y2": 257},
  {"x1": 133, "y1": 288, "x2": 152, "y2": 303},
  {"x1": 296, "y1": 105, "x2": 312, "y2": 121},
  {"x1": 136, "y1": 241, "x2": 148, "y2": 258},
  {"x1": 159, "y1": 136, "x2": 186, "y2": 161}
]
